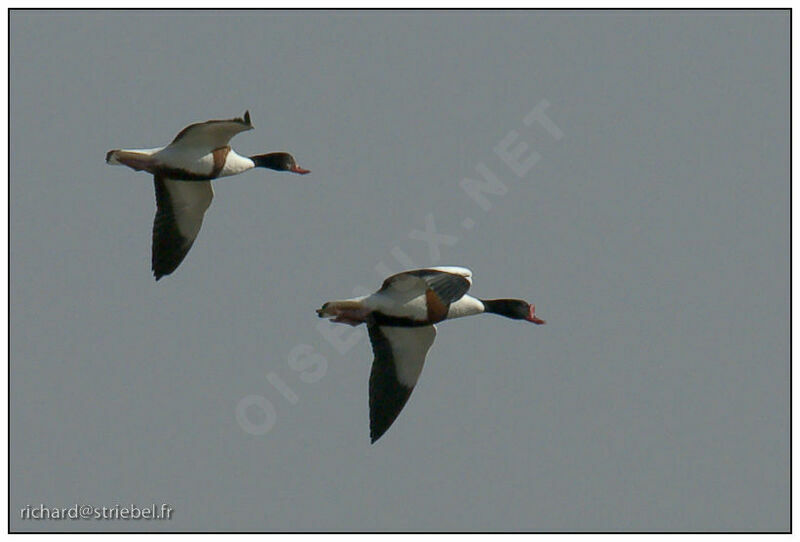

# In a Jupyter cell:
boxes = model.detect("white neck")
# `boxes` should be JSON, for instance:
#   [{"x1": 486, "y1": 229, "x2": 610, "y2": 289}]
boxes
[
  {"x1": 218, "y1": 151, "x2": 255, "y2": 177},
  {"x1": 446, "y1": 295, "x2": 485, "y2": 320}
]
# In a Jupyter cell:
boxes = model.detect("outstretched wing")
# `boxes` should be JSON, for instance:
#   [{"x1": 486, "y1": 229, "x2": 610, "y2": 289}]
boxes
[
  {"x1": 151, "y1": 176, "x2": 214, "y2": 280},
  {"x1": 166, "y1": 110, "x2": 254, "y2": 154},
  {"x1": 367, "y1": 321, "x2": 437, "y2": 443},
  {"x1": 377, "y1": 267, "x2": 473, "y2": 314}
]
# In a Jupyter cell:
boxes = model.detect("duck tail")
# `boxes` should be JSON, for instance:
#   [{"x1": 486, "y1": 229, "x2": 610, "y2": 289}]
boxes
[
  {"x1": 105, "y1": 149, "x2": 155, "y2": 172},
  {"x1": 316, "y1": 299, "x2": 366, "y2": 318}
]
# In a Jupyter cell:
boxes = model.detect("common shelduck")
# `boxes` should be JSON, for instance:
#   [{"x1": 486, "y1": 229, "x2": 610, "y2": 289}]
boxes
[
  {"x1": 316, "y1": 266, "x2": 545, "y2": 443},
  {"x1": 106, "y1": 111, "x2": 310, "y2": 280}
]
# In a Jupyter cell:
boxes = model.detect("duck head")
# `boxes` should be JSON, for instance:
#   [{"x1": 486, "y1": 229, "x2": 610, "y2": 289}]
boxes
[
  {"x1": 251, "y1": 152, "x2": 310, "y2": 174},
  {"x1": 481, "y1": 299, "x2": 545, "y2": 324}
]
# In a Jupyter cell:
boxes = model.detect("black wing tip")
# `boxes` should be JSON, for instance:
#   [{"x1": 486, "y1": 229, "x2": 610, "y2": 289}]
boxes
[
  {"x1": 152, "y1": 257, "x2": 182, "y2": 280},
  {"x1": 243, "y1": 110, "x2": 252, "y2": 126},
  {"x1": 369, "y1": 392, "x2": 411, "y2": 443},
  {"x1": 370, "y1": 421, "x2": 390, "y2": 444},
  {"x1": 152, "y1": 266, "x2": 169, "y2": 281},
  {"x1": 369, "y1": 406, "x2": 404, "y2": 444}
]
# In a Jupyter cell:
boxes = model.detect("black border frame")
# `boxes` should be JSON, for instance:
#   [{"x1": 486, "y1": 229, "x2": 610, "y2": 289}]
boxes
[{"x1": 6, "y1": 7, "x2": 792, "y2": 534}]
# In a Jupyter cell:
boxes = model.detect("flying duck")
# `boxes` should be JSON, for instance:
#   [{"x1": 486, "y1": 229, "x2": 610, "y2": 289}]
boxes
[
  {"x1": 106, "y1": 111, "x2": 310, "y2": 280},
  {"x1": 316, "y1": 266, "x2": 545, "y2": 443}
]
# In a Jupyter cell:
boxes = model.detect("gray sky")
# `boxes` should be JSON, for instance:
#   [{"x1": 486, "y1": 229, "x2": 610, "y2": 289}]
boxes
[{"x1": 10, "y1": 10, "x2": 789, "y2": 532}]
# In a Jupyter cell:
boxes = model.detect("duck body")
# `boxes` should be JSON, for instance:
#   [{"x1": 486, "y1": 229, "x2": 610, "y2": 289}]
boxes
[
  {"x1": 338, "y1": 267, "x2": 480, "y2": 326},
  {"x1": 107, "y1": 145, "x2": 257, "y2": 180},
  {"x1": 317, "y1": 266, "x2": 545, "y2": 443},
  {"x1": 106, "y1": 111, "x2": 310, "y2": 280}
]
